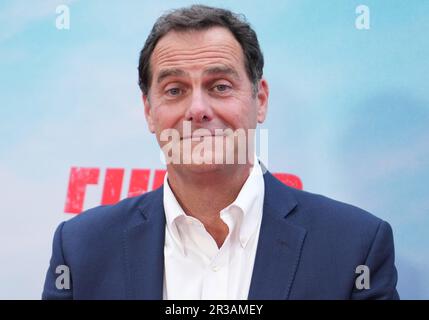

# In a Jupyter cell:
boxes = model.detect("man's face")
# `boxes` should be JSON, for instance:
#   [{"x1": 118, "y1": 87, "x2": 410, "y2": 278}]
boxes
[{"x1": 143, "y1": 26, "x2": 268, "y2": 171}]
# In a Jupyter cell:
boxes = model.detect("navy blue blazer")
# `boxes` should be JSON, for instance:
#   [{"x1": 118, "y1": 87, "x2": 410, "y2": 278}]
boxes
[{"x1": 42, "y1": 171, "x2": 399, "y2": 299}]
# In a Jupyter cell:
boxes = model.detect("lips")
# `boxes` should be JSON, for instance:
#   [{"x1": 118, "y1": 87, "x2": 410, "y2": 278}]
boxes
[
  {"x1": 180, "y1": 129, "x2": 227, "y2": 140},
  {"x1": 180, "y1": 133, "x2": 224, "y2": 140}
]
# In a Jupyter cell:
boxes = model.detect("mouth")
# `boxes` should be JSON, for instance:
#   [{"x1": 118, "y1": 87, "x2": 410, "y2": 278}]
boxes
[{"x1": 180, "y1": 133, "x2": 226, "y2": 140}]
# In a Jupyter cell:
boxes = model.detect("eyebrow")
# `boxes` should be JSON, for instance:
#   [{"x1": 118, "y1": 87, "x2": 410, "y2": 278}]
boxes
[
  {"x1": 156, "y1": 68, "x2": 188, "y2": 84},
  {"x1": 156, "y1": 65, "x2": 240, "y2": 84},
  {"x1": 202, "y1": 66, "x2": 240, "y2": 81}
]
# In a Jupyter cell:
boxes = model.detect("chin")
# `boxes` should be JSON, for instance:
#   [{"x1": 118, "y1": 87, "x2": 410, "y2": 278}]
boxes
[{"x1": 175, "y1": 161, "x2": 226, "y2": 174}]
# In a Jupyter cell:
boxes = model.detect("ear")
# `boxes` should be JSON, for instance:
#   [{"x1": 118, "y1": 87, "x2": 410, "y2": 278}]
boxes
[
  {"x1": 256, "y1": 78, "x2": 269, "y2": 123},
  {"x1": 143, "y1": 94, "x2": 156, "y2": 133}
]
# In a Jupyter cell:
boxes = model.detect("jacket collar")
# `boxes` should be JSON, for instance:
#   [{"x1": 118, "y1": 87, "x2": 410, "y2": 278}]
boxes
[
  {"x1": 123, "y1": 186, "x2": 166, "y2": 299},
  {"x1": 123, "y1": 170, "x2": 307, "y2": 299},
  {"x1": 248, "y1": 170, "x2": 307, "y2": 299}
]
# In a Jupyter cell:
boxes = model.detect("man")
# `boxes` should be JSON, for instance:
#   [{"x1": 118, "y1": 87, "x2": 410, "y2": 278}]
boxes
[{"x1": 42, "y1": 5, "x2": 399, "y2": 299}]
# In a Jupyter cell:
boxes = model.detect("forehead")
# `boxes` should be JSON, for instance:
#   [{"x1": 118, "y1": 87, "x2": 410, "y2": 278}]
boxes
[{"x1": 150, "y1": 26, "x2": 245, "y2": 76}]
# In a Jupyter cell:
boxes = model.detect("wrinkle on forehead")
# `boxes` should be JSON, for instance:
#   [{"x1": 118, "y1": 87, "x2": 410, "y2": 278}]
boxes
[{"x1": 151, "y1": 28, "x2": 245, "y2": 74}]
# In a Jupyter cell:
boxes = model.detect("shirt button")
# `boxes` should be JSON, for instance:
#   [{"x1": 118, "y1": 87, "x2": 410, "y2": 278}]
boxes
[{"x1": 212, "y1": 265, "x2": 220, "y2": 272}]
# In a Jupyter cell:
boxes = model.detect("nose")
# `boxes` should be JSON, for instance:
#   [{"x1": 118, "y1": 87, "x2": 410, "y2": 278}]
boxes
[{"x1": 184, "y1": 89, "x2": 213, "y2": 123}]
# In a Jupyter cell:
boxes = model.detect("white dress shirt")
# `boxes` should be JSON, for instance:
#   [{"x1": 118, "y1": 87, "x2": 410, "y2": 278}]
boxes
[{"x1": 162, "y1": 159, "x2": 265, "y2": 300}]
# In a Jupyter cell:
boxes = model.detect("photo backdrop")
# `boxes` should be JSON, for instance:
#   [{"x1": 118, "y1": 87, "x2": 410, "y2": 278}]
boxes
[{"x1": 1, "y1": 0, "x2": 428, "y2": 299}]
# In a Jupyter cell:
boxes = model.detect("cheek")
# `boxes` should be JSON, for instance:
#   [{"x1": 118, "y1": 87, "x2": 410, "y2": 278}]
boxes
[
  {"x1": 152, "y1": 112, "x2": 173, "y2": 147},
  {"x1": 152, "y1": 106, "x2": 179, "y2": 130},
  {"x1": 220, "y1": 98, "x2": 258, "y2": 130}
]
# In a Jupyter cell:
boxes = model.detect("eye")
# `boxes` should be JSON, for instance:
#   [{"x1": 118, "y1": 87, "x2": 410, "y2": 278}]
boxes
[
  {"x1": 212, "y1": 84, "x2": 232, "y2": 93},
  {"x1": 166, "y1": 87, "x2": 182, "y2": 96}
]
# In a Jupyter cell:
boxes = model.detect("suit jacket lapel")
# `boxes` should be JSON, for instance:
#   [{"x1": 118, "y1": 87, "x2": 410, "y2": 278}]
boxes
[
  {"x1": 248, "y1": 171, "x2": 307, "y2": 300},
  {"x1": 123, "y1": 187, "x2": 165, "y2": 299},
  {"x1": 122, "y1": 171, "x2": 306, "y2": 300}
]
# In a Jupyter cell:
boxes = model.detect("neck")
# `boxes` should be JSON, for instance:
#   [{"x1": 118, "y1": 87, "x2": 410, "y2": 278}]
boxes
[{"x1": 166, "y1": 163, "x2": 253, "y2": 247}]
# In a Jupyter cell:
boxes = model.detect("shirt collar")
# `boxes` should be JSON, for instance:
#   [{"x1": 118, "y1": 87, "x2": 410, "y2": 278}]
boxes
[
  {"x1": 163, "y1": 173, "x2": 186, "y2": 228},
  {"x1": 221, "y1": 154, "x2": 265, "y2": 248},
  {"x1": 163, "y1": 154, "x2": 265, "y2": 251}
]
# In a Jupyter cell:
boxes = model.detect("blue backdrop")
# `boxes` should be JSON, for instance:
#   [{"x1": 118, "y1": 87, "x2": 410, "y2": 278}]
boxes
[{"x1": 0, "y1": 0, "x2": 428, "y2": 299}]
